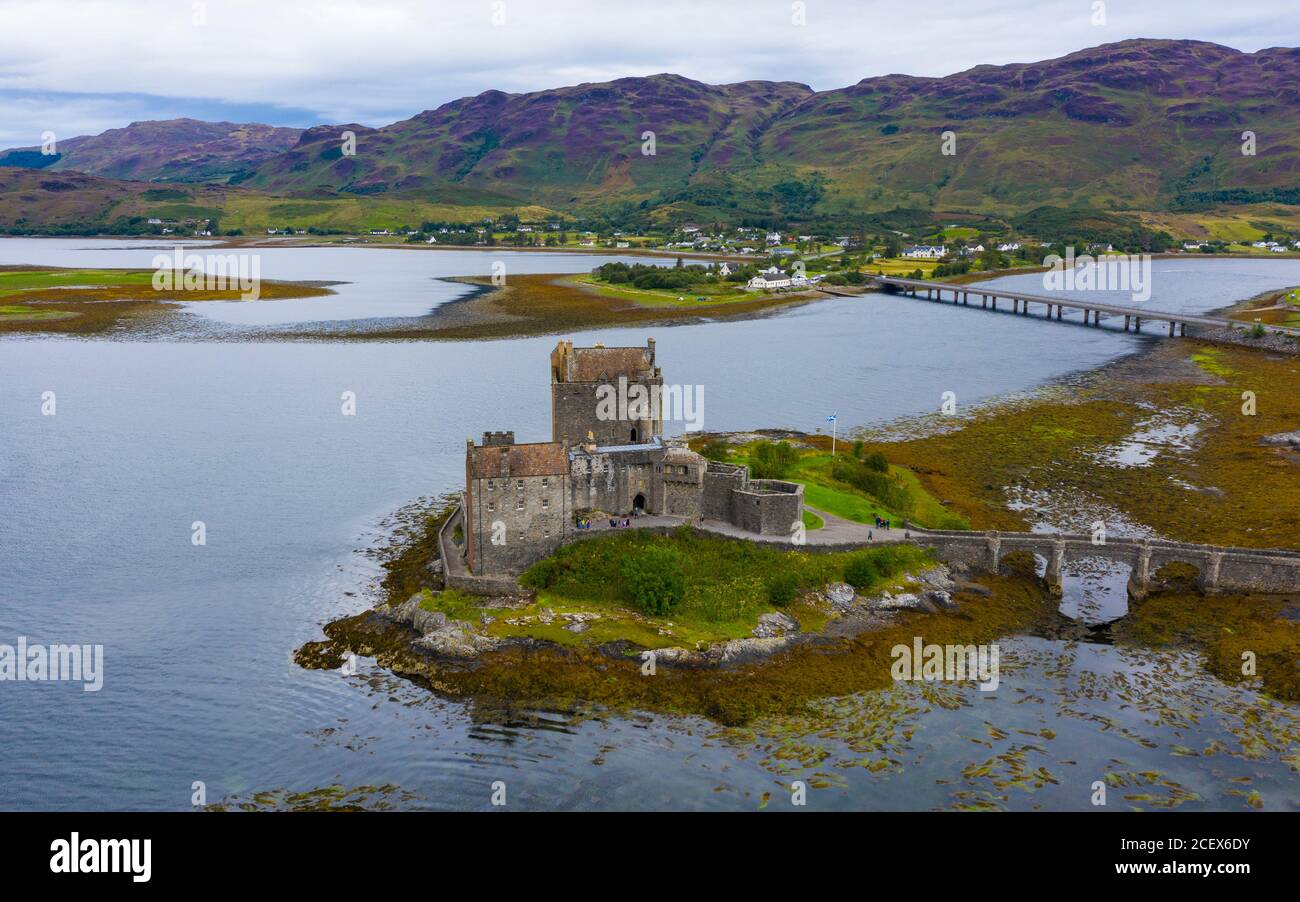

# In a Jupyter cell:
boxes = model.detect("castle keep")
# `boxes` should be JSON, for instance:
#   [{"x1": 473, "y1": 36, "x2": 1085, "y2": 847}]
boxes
[{"x1": 462, "y1": 338, "x2": 804, "y2": 577}]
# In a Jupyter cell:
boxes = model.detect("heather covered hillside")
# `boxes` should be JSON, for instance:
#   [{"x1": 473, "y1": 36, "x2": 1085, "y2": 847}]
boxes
[
  {"x1": 3, "y1": 39, "x2": 1298, "y2": 228},
  {"x1": 0, "y1": 119, "x2": 303, "y2": 183},
  {"x1": 236, "y1": 40, "x2": 1300, "y2": 219},
  {"x1": 237, "y1": 75, "x2": 814, "y2": 212}
]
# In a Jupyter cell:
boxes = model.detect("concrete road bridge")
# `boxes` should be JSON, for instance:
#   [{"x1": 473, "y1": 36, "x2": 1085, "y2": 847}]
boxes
[{"x1": 872, "y1": 275, "x2": 1300, "y2": 339}]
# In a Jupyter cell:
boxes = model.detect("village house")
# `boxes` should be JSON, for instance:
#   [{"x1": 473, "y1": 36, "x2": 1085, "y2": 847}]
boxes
[
  {"x1": 747, "y1": 267, "x2": 793, "y2": 290},
  {"x1": 902, "y1": 245, "x2": 947, "y2": 259}
]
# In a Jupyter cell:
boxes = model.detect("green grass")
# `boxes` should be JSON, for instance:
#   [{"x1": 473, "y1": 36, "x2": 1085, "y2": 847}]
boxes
[
  {"x1": 417, "y1": 588, "x2": 482, "y2": 621},
  {"x1": 0, "y1": 269, "x2": 155, "y2": 297},
  {"x1": 703, "y1": 441, "x2": 969, "y2": 530},
  {"x1": 0, "y1": 304, "x2": 77, "y2": 320},
  {"x1": 568, "y1": 273, "x2": 759, "y2": 307},
  {"x1": 499, "y1": 526, "x2": 933, "y2": 647},
  {"x1": 801, "y1": 509, "x2": 824, "y2": 530}
]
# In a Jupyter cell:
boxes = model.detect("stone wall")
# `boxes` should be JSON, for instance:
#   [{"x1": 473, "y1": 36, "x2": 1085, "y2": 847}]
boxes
[
  {"x1": 911, "y1": 529, "x2": 1300, "y2": 597},
  {"x1": 466, "y1": 473, "x2": 571, "y2": 575},
  {"x1": 438, "y1": 504, "x2": 522, "y2": 596},
  {"x1": 731, "y1": 480, "x2": 804, "y2": 536},
  {"x1": 569, "y1": 448, "x2": 659, "y2": 515},
  {"x1": 551, "y1": 381, "x2": 661, "y2": 448},
  {"x1": 658, "y1": 459, "x2": 704, "y2": 519},
  {"x1": 702, "y1": 463, "x2": 744, "y2": 520}
]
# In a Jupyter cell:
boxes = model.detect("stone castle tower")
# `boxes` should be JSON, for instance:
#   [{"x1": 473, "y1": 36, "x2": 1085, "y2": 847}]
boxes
[{"x1": 550, "y1": 338, "x2": 663, "y2": 448}]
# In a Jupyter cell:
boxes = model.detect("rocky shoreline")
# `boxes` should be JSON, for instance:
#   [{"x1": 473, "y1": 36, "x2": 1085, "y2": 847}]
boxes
[{"x1": 297, "y1": 561, "x2": 999, "y2": 674}]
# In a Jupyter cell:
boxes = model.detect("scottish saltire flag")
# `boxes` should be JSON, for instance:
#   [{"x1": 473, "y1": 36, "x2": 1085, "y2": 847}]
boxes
[{"x1": 826, "y1": 414, "x2": 837, "y2": 423}]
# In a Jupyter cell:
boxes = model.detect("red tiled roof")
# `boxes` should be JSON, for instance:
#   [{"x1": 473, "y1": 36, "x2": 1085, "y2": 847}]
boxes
[{"x1": 469, "y1": 441, "x2": 567, "y2": 478}]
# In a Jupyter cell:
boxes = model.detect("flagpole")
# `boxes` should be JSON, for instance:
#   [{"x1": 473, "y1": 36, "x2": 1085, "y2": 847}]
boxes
[{"x1": 832, "y1": 418, "x2": 836, "y2": 457}]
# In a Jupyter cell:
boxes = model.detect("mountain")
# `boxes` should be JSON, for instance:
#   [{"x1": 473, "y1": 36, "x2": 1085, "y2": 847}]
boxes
[
  {"x1": 237, "y1": 40, "x2": 1300, "y2": 220},
  {"x1": 238, "y1": 76, "x2": 814, "y2": 210},
  {"x1": 0, "y1": 119, "x2": 303, "y2": 183},
  {"x1": 4, "y1": 40, "x2": 1299, "y2": 226}
]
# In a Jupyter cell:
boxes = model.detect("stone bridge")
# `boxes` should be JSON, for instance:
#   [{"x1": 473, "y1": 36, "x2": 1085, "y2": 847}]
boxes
[{"x1": 911, "y1": 529, "x2": 1300, "y2": 598}]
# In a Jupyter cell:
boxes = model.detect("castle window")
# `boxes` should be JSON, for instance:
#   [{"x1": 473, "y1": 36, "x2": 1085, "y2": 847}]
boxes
[
  {"x1": 516, "y1": 497, "x2": 525, "y2": 510},
  {"x1": 516, "y1": 480, "x2": 524, "y2": 490},
  {"x1": 541, "y1": 478, "x2": 548, "y2": 487},
  {"x1": 487, "y1": 501, "x2": 495, "y2": 512},
  {"x1": 487, "y1": 480, "x2": 494, "y2": 491},
  {"x1": 542, "y1": 498, "x2": 550, "y2": 509}
]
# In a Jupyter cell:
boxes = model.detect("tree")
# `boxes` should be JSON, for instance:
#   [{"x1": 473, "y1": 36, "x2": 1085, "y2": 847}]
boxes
[{"x1": 749, "y1": 441, "x2": 800, "y2": 479}]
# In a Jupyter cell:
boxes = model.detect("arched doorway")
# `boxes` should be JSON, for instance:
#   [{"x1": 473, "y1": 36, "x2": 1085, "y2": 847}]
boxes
[
  {"x1": 633, "y1": 493, "x2": 646, "y2": 514},
  {"x1": 630, "y1": 427, "x2": 639, "y2": 442}
]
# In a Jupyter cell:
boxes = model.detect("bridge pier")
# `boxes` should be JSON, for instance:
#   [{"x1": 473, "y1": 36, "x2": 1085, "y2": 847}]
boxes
[
  {"x1": 1168, "y1": 320, "x2": 1175, "y2": 337},
  {"x1": 1045, "y1": 539, "x2": 1066, "y2": 597},
  {"x1": 1134, "y1": 317, "x2": 1142, "y2": 332},
  {"x1": 985, "y1": 532, "x2": 1001, "y2": 573},
  {"x1": 1124, "y1": 315, "x2": 1130, "y2": 331},
  {"x1": 1127, "y1": 542, "x2": 1152, "y2": 600},
  {"x1": 1200, "y1": 552, "x2": 1223, "y2": 596},
  {"x1": 1179, "y1": 323, "x2": 1186, "y2": 337}
]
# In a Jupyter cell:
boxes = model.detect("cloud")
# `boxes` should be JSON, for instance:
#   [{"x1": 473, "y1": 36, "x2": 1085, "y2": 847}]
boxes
[{"x1": 0, "y1": 0, "x2": 1294, "y2": 145}]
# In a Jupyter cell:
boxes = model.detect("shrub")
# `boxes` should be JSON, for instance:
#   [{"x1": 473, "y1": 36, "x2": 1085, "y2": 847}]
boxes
[
  {"x1": 864, "y1": 451, "x2": 889, "y2": 473},
  {"x1": 843, "y1": 553, "x2": 880, "y2": 589},
  {"x1": 621, "y1": 545, "x2": 686, "y2": 615},
  {"x1": 749, "y1": 440, "x2": 800, "y2": 479},
  {"x1": 767, "y1": 571, "x2": 801, "y2": 606},
  {"x1": 519, "y1": 556, "x2": 564, "y2": 590},
  {"x1": 832, "y1": 456, "x2": 914, "y2": 516},
  {"x1": 699, "y1": 440, "x2": 732, "y2": 462}
]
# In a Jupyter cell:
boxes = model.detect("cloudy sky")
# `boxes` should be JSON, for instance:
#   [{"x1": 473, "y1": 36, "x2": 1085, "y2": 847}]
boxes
[{"x1": 2, "y1": 0, "x2": 1297, "y2": 146}]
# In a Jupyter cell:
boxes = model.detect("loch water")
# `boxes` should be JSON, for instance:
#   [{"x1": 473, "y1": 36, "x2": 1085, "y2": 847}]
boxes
[{"x1": 2, "y1": 240, "x2": 1297, "y2": 810}]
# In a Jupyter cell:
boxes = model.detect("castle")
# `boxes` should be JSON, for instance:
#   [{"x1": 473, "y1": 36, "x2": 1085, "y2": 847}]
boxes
[{"x1": 461, "y1": 338, "x2": 805, "y2": 577}]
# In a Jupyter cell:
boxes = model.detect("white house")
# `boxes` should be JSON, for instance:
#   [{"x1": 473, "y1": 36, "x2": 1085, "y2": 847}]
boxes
[
  {"x1": 747, "y1": 268, "x2": 792, "y2": 290},
  {"x1": 718, "y1": 262, "x2": 735, "y2": 276},
  {"x1": 902, "y1": 245, "x2": 947, "y2": 259},
  {"x1": 997, "y1": 242, "x2": 1021, "y2": 252}
]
